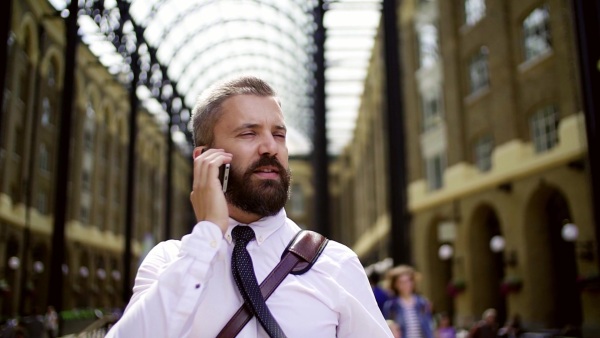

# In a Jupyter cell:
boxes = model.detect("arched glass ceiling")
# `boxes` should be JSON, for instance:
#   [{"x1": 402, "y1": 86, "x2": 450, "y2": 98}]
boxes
[
  {"x1": 46, "y1": 0, "x2": 381, "y2": 156},
  {"x1": 324, "y1": 0, "x2": 381, "y2": 155},
  {"x1": 131, "y1": 0, "x2": 318, "y2": 156}
]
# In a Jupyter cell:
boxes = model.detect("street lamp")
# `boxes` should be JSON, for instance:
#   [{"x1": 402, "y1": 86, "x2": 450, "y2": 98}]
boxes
[
  {"x1": 438, "y1": 244, "x2": 453, "y2": 260},
  {"x1": 561, "y1": 222, "x2": 579, "y2": 242},
  {"x1": 33, "y1": 261, "x2": 44, "y2": 274},
  {"x1": 562, "y1": 222, "x2": 595, "y2": 261},
  {"x1": 8, "y1": 256, "x2": 20, "y2": 270},
  {"x1": 489, "y1": 235, "x2": 506, "y2": 253}
]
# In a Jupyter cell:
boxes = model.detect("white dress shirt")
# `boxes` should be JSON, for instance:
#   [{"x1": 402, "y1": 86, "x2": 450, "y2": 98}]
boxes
[{"x1": 106, "y1": 209, "x2": 393, "y2": 338}]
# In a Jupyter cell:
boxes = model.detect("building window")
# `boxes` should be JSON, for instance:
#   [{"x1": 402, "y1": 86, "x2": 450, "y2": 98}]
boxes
[
  {"x1": 474, "y1": 135, "x2": 494, "y2": 172},
  {"x1": 469, "y1": 46, "x2": 490, "y2": 93},
  {"x1": 530, "y1": 105, "x2": 559, "y2": 153},
  {"x1": 47, "y1": 65, "x2": 56, "y2": 87},
  {"x1": 523, "y1": 5, "x2": 552, "y2": 62},
  {"x1": 465, "y1": 0, "x2": 486, "y2": 26},
  {"x1": 290, "y1": 184, "x2": 305, "y2": 215},
  {"x1": 37, "y1": 192, "x2": 48, "y2": 214},
  {"x1": 84, "y1": 129, "x2": 94, "y2": 151},
  {"x1": 421, "y1": 93, "x2": 442, "y2": 132},
  {"x1": 426, "y1": 154, "x2": 445, "y2": 191},
  {"x1": 80, "y1": 207, "x2": 89, "y2": 223},
  {"x1": 39, "y1": 143, "x2": 49, "y2": 172},
  {"x1": 41, "y1": 97, "x2": 51, "y2": 126},
  {"x1": 82, "y1": 171, "x2": 91, "y2": 191},
  {"x1": 417, "y1": 24, "x2": 439, "y2": 69}
]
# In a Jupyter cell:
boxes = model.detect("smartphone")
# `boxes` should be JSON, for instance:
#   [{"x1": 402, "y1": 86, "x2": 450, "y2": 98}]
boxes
[
  {"x1": 201, "y1": 148, "x2": 230, "y2": 192},
  {"x1": 219, "y1": 163, "x2": 230, "y2": 193}
]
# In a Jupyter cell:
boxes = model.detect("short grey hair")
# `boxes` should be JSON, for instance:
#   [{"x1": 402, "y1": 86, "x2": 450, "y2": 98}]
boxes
[{"x1": 191, "y1": 75, "x2": 278, "y2": 147}]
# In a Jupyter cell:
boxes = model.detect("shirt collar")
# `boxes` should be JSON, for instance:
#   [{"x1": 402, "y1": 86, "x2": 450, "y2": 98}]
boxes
[{"x1": 224, "y1": 209, "x2": 287, "y2": 246}]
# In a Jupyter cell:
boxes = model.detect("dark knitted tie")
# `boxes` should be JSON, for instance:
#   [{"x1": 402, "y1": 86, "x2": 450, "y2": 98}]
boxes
[{"x1": 231, "y1": 226, "x2": 287, "y2": 338}]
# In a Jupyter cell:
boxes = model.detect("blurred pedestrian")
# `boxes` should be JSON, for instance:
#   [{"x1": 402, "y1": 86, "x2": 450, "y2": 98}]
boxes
[
  {"x1": 383, "y1": 265, "x2": 433, "y2": 338},
  {"x1": 435, "y1": 312, "x2": 455, "y2": 338},
  {"x1": 370, "y1": 271, "x2": 391, "y2": 313},
  {"x1": 497, "y1": 314, "x2": 523, "y2": 338},
  {"x1": 44, "y1": 306, "x2": 58, "y2": 338},
  {"x1": 467, "y1": 308, "x2": 497, "y2": 338}
]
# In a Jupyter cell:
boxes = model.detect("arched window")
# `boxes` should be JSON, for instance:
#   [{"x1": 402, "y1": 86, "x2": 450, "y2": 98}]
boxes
[
  {"x1": 523, "y1": 5, "x2": 552, "y2": 61},
  {"x1": 417, "y1": 24, "x2": 439, "y2": 69},
  {"x1": 41, "y1": 97, "x2": 51, "y2": 126},
  {"x1": 469, "y1": 46, "x2": 490, "y2": 93},
  {"x1": 465, "y1": 0, "x2": 486, "y2": 26},
  {"x1": 530, "y1": 105, "x2": 558, "y2": 153},
  {"x1": 39, "y1": 143, "x2": 49, "y2": 172}
]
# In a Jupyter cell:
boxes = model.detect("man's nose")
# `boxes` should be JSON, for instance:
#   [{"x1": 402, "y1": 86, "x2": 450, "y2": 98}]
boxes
[{"x1": 258, "y1": 134, "x2": 278, "y2": 156}]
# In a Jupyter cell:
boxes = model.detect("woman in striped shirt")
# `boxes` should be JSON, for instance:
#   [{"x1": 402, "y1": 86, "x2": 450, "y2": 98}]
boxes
[{"x1": 383, "y1": 265, "x2": 434, "y2": 338}]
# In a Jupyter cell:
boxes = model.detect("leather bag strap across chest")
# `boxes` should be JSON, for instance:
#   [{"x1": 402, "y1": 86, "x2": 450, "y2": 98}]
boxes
[{"x1": 216, "y1": 230, "x2": 329, "y2": 338}]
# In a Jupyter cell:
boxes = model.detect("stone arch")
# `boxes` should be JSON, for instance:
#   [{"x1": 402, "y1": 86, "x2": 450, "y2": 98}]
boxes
[
  {"x1": 30, "y1": 242, "x2": 49, "y2": 314},
  {"x1": 467, "y1": 203, "x2": 506, "y2": 325},
  {"x1": 94, "y1": 254, "x2": 107, "y2": 307},
  {"x1": 85, "y1": 83, "x2": 102, "y2": 117},
  {"x1": 2, "y1": 236, "x2": 20, "y2": 317},
  {"x1": 39, "y1": 46, "x2": 64, "y2": 89},
  {"x1": 523, "y1": 183, "x2": 581, "y2": 329},
  {"x1": 17, "y1": 13, "x2": 39, "y2": 63},
  {"x1": 425, "y1": 214, "x2": 454, "y2": 317},
  {"x1": 104, "y1": 103, "x2": 117, "y2": 135},
  {"x1": 77, "y1": 250, "x2": 91, "y2": 308}
]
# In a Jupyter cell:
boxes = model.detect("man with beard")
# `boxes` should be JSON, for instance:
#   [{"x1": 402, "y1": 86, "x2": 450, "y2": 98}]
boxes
[{"x1": 106, "y1": 76, "x2": 392, "y2": 338}]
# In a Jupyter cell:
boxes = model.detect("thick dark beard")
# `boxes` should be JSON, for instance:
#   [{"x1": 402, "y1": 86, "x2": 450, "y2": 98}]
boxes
[{"x1": 225, "y1": 155, "x2": 291, "y2": 218}]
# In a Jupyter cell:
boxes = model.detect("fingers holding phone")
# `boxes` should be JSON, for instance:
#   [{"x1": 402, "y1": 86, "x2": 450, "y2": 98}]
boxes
[{"x1": 190, "y1": 147, "x2": 232, "y2": 233}]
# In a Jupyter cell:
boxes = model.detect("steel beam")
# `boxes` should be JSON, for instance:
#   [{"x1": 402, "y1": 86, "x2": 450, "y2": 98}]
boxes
[
  {"x1": 312, "y1": 0, "x2": 330, "y2": 238},
  {"x1": 383, "y1": 0, "x2": 411, "y2": 265},
  {"x1": 572, "y1": 0, "x2": 600, "y2": 269},
  {"x1": 48, "y1": 0, "x2": 79, "y2": 312}
]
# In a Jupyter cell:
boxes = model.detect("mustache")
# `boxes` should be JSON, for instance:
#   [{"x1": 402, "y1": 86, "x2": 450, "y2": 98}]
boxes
[{"x1": 248, "y1": 155, "x2": 286, "y2": 174}]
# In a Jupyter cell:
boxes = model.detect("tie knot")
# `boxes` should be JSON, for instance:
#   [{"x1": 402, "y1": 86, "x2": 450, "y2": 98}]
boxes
[{"x1": 232, "y1": 226, "x2": 256, "y2": 244}]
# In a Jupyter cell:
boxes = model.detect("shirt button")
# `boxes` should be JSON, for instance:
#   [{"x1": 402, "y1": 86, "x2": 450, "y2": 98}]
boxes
[
  {"x1": 210, "y1": 240, "x2": 217, "y2": 248},
  {"x1": 258, "y1": 236, "x2": 263, "y2": 243},
  {"x1": 226, "y1": 234, "x2": 232, "y2": 241}
]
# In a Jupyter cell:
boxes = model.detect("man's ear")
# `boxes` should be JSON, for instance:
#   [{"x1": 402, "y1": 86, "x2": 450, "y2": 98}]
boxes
[{"x1": 192, "y1": 146, "x2": 205, "y2": 159}]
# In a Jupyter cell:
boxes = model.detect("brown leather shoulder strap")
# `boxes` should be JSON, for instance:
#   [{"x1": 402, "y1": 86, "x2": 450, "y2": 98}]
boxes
[{"x1": 216, "y1": 230, "x2": 328, "y2": 338}]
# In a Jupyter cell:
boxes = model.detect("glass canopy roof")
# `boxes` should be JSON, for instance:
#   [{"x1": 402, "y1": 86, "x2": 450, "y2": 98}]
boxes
[{"x1": 47, "y1": 0, "x2": 381, "y2": 156}]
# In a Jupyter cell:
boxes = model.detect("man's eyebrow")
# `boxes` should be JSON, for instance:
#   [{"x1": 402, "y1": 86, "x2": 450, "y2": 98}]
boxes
[
  {"x1": 233, "y1": 123, "x2": 260, "y2": 132},
  {"x1": 232, "y1": 123, "x2": 287, "y2": 132}
]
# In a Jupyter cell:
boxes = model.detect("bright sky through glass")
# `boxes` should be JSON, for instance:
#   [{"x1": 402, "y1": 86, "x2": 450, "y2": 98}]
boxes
[{"x1": 47, "y1": 0, "x2": 381, "y2": 155}]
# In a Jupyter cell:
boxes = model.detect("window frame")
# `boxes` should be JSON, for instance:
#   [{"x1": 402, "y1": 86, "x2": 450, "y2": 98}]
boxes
[
  {"x1": 468, "y1": 46, "x2": 490, "y2": 94},
  {"x1": 474, "y1": 135, "x2": 494, "y2": 172},
  {"x1": 523, "y1": 4, "x2": 552, "y2": 62},
  {"x1": 425, "y1": 153, "x2": 445, "y2": 191},
  {"x1": 465, "y1": 0, "x2": 486, "y2": 26},
  {"x1": 530, "y1": 105, "x2": 559, "y2": 153}
]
